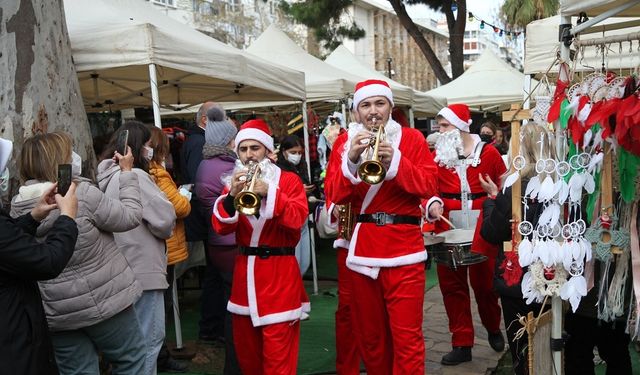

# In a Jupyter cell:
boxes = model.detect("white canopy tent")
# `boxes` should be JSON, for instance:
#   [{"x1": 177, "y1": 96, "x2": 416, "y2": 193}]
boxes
[
  {"x1": 423, "y1": 49, "x2": 533, "y2": 111},
  {"x1": 324, "y1": 45, "x2": 446, "y2": 115},
  {"x1": 64, "y1": 0, "x2": 306, "y2": 122},
  {"x1": 561, "y1": 0, "x2": 640, "y2": 17}
]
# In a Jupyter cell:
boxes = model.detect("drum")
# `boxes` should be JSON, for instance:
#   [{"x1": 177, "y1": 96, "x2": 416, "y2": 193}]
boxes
[{"x1": 424, "y1": 229, "x2": 487, "y2": 269}]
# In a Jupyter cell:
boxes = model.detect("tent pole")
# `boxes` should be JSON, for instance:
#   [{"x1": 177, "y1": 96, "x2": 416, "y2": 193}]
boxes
[
  {"x1": 341, "y1": 101, "x2": 347, "y2": 125},
  {"x1": 301, "y1": 101, "x2": 319, "y2": 295},
  {"x1": 148, "y1": 63, "x2": 162, "y2": 129},
  {"x1": 409, "y1": 107, "x2": 415, "y2": 128},
  {"x1": 172, "y1": 270, "x2": 184, "y2": 349}
]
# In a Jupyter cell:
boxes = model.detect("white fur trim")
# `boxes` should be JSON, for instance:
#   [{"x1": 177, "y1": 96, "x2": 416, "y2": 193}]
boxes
[
  {"x1": 349, "y1": 250, "x2": 428, "y2": 268},
  {"x1": 341, "y1": 152, "x2": 362, "y2": 184},
  {"x1": 384, "y1": 147, "x2": 401, "y2": 180},
  {"x1": 249, "y1": 217, "x2": 266, "y2": 247},
  {"x1": 437, "y1": 107, "x2": 471, "y2": 132},
  {"x1": 254, "y1": 306, "x2": 309, "y2": 326},
  {"x1": 213, "y1": 194, "x2": 239, "y2": 223},
  {"x1": 260, "y1": 180, "x2": 278, "y2": 220},
  {"x1": 333, "y1": 238, "x2": 350, "y2": 249},
  {"x1": 227, "y1": 301, "x2": 250, "y2": 315},
  {"x1": 425, "y1": 196, "x2": 444, "y2": 222},
  {"x1": 327, "y1": 203, "x2": 337, "y2": 227},
  {"x1": 345, "y1": 223, "x2": 380, "y2": 279},
  {"x1": 235, "y1": 128, "x2": 274, "y2": 152},
  {"x1": 353, "y1": 84, "x2": 394, "y2": 109}
]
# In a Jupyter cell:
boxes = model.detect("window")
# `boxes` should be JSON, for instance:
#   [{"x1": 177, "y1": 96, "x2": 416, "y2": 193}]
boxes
[
  {"x1": 471, "y1": 42, "x2": 477, "y2": 49},
  {"x1": 152, "y1": 0, "x2": 176, "y2": 6}
]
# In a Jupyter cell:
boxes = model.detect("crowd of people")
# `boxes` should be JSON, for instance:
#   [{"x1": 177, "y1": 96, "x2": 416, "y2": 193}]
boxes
[{"x1": 0, "y1": 76, "x2": 633, "y2": 375}]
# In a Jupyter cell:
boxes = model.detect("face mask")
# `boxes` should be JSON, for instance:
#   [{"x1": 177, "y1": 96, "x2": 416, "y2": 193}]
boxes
[
  {"x1": 71, "y1": 151, "x2": 82, "y2": 177},
  {"x1": 286, "y1": 153, "x2": 302, "y2": 166},
  {"x1": 0, "y1": 168, "x2": 9, "y2": 193},
  {"x1": 143, "y1": 146, "x2": 154, "y2": 162},
  {"x1": 480, "y1": 134, "x2": 494, "y2": 143}
]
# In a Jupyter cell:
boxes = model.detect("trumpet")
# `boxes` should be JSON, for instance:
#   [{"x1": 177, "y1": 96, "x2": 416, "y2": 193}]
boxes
[
  {"x1": 357, "y1": 119, "x2": 386, "y2": 185},
  {"x1": 234, "y1": 161, "x2": 261, "y2": 216}
]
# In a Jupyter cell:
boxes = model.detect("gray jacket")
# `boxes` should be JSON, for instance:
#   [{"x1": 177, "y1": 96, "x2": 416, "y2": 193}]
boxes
[
  {"x1": 97, "y1": 160, "x2": 176, "y2": 291},
  {"x1": 9, "y1": 173, "x2": 143, "y2": 331}
]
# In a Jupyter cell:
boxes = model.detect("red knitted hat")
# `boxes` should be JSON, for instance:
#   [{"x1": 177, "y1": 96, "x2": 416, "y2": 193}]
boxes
[
  {"x1": 437, "y1": 104, "x2": 472, "y2": 132},
  {"x1": 235, "y1": 119, "x2": 274, "y2": 152},
  {"x1": 353, "y1": 79, "x2": 394, "y2": 109}
]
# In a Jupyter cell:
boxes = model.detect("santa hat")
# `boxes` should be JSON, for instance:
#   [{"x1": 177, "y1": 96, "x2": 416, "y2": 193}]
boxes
[
  {"x1": 437, "y1": 104, "x2": 472, "y2": 132},
  {"x1": 353, "y1": 79, "x2": 394, "y2": 109},
  {"x1": 235, "y1": 119, "x2": 274, "y2": 153}
]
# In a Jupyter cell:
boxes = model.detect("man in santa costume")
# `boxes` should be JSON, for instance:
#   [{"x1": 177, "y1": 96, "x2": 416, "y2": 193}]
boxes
[
  {"x1": 425, "y1": 103, "x2": 506, "y2": 365},
  {"x1": 325, "y1": 79, "x2": 438, "y2": 374},
  {"x1": 211, "y1": 119, "x2": 310, "y2": 375}
]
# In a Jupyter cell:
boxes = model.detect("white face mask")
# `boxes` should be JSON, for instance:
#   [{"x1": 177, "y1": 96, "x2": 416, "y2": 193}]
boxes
[
  {"x1": 71, "y1": 151, "x2": 82, "y2": 177},
  {"x1": 0, "y1": 168, "x2": 9, "y2": 193},
  {"x1": 286, "y1": 152, "x2": 302, "y2": 166},
  {"x1": 143, "y1": 146, "x2": 154, "y2": 162}
]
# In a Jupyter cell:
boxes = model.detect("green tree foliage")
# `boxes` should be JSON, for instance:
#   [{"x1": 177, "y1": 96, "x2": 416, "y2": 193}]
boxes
[
  {"x1": 279, "y1": 0, "x2": 365, "y2": 51},
  {"x1": 501, "y1": 0, "x2": 559, "y2": 28}
]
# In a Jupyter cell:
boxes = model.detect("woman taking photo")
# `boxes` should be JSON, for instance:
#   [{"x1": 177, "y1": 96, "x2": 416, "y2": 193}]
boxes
[
  {"x1": 98, "y1": 121, "x2": 176, "y2": 375},
  {"x1": 10, "y1": 131, "x2": 146, "y2": 374}
]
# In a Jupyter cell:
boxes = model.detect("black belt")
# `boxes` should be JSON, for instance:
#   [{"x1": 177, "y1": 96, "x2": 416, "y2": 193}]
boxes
[
  {"x1": 440, "y1": 192, "x2": 486, "y2": 201},
  {"x1": 356, "y1": 213, "x2": 421, "y2": 226},
  {"x1": 239, "y1": 246, "x2": 295, "y2": 258}
]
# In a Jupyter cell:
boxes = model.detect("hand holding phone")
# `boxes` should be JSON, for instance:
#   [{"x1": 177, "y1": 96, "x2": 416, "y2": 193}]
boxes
[
  {"x1": 116, "y1": 130, "x2": 129, "y2": 157},
  {"x1": 57, "y1": 164, "x2": 72, "y2": 196}
]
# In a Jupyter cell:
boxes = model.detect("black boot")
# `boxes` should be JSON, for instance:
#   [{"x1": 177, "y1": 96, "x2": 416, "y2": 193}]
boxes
[
  {"x1": 158, "y1": 357, "x2": 188, "y2": 373},
  {"x1": 488, "y1": 330, "x2": 505, "y2": 352},
  {"x1": 441, "y1": 346, "x2": 472, "y2": 365}
]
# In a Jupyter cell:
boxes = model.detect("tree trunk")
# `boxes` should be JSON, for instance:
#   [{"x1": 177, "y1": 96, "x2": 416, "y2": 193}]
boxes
[
  {"x1": 443, "y1": 0, "x2": 466, "y2": 79},
  {"x1": 0, "y1": 0, "x2": 95, "y2": 200},
  {"x1": 388, "y1": 0, "x2": 451, "y2": 84}
]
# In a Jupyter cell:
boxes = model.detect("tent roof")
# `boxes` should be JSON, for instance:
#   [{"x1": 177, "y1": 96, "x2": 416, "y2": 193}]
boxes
[
  {"x1": 560, "y1": 0, "x2": 640, "y2": 17},
  {"x1": 324, "y1": 45, "x2": 446, "y2": 114},
  {"x1": 247, "y1": 25, "x2": 363, "y2": 102},
  {"x1": 64, "y1": 0, "x2": 306, "y2": 111},
  {"x1": 524, "y1": 15, "x2": 640, "y2": 74},
  {"x1": 423, "y1": 50, "x2": 529, "y2": 110}
]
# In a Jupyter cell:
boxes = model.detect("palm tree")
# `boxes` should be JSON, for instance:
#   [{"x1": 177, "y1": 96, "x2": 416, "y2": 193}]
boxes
[{"x1": 501, "y1": 0, "x2": 559, "y2": 28}]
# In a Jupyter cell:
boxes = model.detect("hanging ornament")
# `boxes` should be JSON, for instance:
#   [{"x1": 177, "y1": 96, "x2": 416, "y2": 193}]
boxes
[
  {"x1": 468, "y1": 12, "x2": 474, "y2": 22},
  {"x1": 480, "y1": 21, "x2": 485, "y2": 29}
]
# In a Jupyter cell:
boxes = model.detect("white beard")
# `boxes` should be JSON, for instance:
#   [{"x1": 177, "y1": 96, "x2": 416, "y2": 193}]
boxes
[
  {"x1": 434, "y1": 129, "x2": 463, "y2": 168},
  {"x1": 222, "y1": 158, "x2": 279, "y2": 188}
]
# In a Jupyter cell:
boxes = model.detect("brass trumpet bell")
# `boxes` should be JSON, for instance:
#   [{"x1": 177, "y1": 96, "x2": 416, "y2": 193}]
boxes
[
  {"x1": 357, "y1": 121, "x2": 387, "y2": 185},
  {"x1": 234, "y1": 161, "x2": 262, "y2": 216}
]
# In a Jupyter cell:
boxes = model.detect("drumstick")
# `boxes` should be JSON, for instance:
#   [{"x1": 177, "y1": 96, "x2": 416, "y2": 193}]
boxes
[{"x1": 438, "y1": 215, "x2": 456, "y2": 229}]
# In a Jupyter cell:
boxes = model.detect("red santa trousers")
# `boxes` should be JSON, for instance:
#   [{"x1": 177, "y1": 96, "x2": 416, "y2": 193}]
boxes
[
  {"x1": 335, "y1": 248, "x2": 362, "y2": 375},
  {"x1": 350, "y1": 262, "x2": 425, "y2": 375},
  {"x1": 232, "y1": 315, "x2": 300, "y2": 375},
  {"x1": 437, "y1": 256, "x2": 502, "y2": 347}
]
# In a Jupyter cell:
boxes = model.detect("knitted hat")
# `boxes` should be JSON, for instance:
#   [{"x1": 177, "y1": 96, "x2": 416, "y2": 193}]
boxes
[
  {"x1": 235, "y1": 119, "x2": 274, "y2": 153},
  {"x1": 205, "y1": 106, "x2": 237, "y2": 147},
  {"x1": 353, "y1": 79, "x2": 394, "y2": 109},
  {"x1": 437, "y1": 104, "x2": 473, "y2": 132},
  {"x1": 0, "y1": 137, "x2": 12, "y2": 173}
]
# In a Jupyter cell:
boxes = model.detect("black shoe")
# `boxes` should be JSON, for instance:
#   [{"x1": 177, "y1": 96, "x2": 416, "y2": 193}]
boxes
[
  {"x1": 158, "y1": 357, "x2": 188, "y2": 373},
  {"x1": 441, "y1": 346, "x2": 472, "y2": 365},
  {"x1": 488, "y1": 330, "x2": 505, "y2": 352},
  {"x1": 198, "y1": 334, "x2": 225, "y2": 346}
]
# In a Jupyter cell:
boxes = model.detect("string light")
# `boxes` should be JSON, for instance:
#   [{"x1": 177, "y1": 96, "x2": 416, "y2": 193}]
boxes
[{"x1": 464, "y1": 10, "x2": 524, "y2": 38}]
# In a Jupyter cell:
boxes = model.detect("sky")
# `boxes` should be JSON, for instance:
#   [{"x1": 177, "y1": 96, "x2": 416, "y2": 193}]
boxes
[{"x1": 407, "y1": 0, "x2": 505, "y2": 25}]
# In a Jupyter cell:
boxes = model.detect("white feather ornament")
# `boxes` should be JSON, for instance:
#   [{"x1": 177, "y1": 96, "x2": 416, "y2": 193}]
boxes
[
  {"x1": 538, "y1": 176, "x2": 555, "y2": 201},
  {"x1": 549, "y1": 204, "x2": 561, "y2": 228},
  {"x1": 539, "y1": 239, "x2": 553, "y2": 267},
  {"x1": 502, "y1": 171, "x2": 520, "y2": 193},
  {"x1": 588, "y1": 152, "x2": 603, "y2": 173},
  {"x1": 584, "y1": 173, "x2": 596, "y2": 194},
  {"x1": 579, "y1": 238, "x2": 592, "y2": 262},
  {"x1": 518, "y1": 238, "x2": 533, "y2": 267},
  {"x1": 560, "y1": 275, "x2": 587, "y2": 312},
  {"x1": 525, "y1": 176, "x2": 541, "y2": 198},
  {"x1": 569, "y1": 173, "x2": 584, "y2": 202},
  {"x1": 558, "y1": 179, "x2": 570, "y2": 205},
  {"x1": 583, "y1": 129, "x2": 593, "y2": 149},
  {"x1": 551, "y1": 240, "x2": 564, "y2": 264}
]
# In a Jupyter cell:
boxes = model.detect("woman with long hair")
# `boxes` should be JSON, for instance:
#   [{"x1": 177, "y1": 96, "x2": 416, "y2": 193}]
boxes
[
  {"x1": 276, "y1": 135, "x2": 315, "y2": 275},
  {"x1": 97, "y1": 121, "x2": 177, "y2": 375},
  {"x1": 10, "y1": 131, "x2": 146, "y2": 374}
]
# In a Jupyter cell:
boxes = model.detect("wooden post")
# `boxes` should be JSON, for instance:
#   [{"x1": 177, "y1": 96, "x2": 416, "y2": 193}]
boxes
[
  {"x1": 526, "y1": 311, "x2": 535, "y2": 375},
  {"x1": 501, "y1": 104, "x2": 532, "y2": 251},
  {"x1": 600, "y1": 142, "x2": 622, "y2": 254}
]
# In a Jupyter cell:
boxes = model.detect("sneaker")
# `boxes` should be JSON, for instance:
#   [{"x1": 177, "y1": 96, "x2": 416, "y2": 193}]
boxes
[
  {"x1": 441, "y1": 346, "x2": 472, "y2": 365},
  {"x1": 158, "y1": 357, "x2": 188, "y2": 373},
  {"x1": 488, "y1": 330, "x2": 505, "y2": 352}
]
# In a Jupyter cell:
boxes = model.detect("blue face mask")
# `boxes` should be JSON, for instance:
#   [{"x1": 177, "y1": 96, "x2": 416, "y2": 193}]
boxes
[{"x1": 71, "y1": 151, "x2": 82, "y2": 178}]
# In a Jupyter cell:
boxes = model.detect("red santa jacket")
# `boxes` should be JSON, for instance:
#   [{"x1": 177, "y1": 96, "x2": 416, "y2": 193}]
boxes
[
  {"x1": 425, "y1": 139, "x2": 507, "y2": 257},
  {"x1": 212, "y1": 166, "x2": 310, "y2": 327},
  {"x1": 325, "y1": 119, "x2": 438, "y2": 278}
]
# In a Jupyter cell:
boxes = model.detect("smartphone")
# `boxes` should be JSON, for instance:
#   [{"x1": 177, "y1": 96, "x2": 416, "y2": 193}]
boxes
[
  {"x1": 57, "y1": 164, "x2": 72, "y2": 196},
  {"x1": 116, "y1": 129, "x2": 129, "y2": 156}
]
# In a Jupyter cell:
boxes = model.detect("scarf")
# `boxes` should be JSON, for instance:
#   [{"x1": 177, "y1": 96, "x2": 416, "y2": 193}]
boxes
[{"x1": 203, "y1": 143, "x2": 236, "y2": 160}]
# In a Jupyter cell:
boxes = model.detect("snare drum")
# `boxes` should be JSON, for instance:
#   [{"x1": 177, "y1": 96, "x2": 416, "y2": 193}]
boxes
[{"x1": 424, "y1": 229, "x2": 487, "y2": 269}]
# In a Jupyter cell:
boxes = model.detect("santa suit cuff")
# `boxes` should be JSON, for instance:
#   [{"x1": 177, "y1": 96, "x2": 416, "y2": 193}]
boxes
[
  {"x1": 342, "y1": 156, "x2": 362, "y2": 184},
  {"x1": 213, "y1": 194, "x2": 239, "y2": 223},
  {"x1": 425, "y1": 196, "x2": 444, "y2": 222},
  {"x1": 384, "y1": 148, "x2": 401, "y2": 181}
]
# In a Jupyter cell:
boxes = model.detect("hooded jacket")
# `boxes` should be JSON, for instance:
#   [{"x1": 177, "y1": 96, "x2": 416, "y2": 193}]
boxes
[
  {"x1": 97, "y1": 160, "x2": 176, "y2": 291},
  {"x1": 10, "y1": 174, "x2": 144, "y2": 331}
]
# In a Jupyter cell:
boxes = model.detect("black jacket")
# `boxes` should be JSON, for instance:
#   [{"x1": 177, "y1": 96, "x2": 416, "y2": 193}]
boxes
[
  {"x1": 0, "y1": 210, "x2": 78, "y2": 375},
  {"x1": 481, "y1": 184, "x2": 544, "y2": 298},
  {"x1": 180, "y1": 126, "x2": 208, "y2": 242}
]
